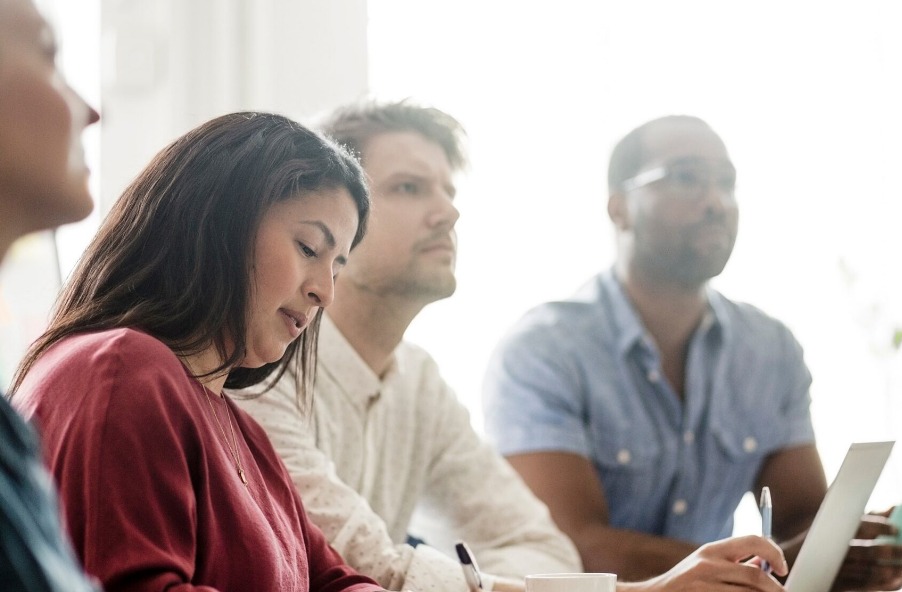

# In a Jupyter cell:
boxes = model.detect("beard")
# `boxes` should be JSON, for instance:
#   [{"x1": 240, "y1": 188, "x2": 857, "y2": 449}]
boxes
[
  {"x1": 394, "y1": 259, "x2": 458, "y2": 301},
  {"x1": 350, "y1": 257, "x2": 458, "y2": 303},
  {"x1": 633, "y1": 218, "x2": 736, "y2": 287}
]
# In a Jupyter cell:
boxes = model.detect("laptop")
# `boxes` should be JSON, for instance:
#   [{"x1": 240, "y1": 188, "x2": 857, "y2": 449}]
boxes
[{"x1": 785, "y1": 440, "x2": 895, "y2": 592}]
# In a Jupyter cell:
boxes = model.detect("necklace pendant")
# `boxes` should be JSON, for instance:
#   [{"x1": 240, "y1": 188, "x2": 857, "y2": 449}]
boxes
[{"x1": 238, "y1": 466, "x2": 248, "y2": 486}]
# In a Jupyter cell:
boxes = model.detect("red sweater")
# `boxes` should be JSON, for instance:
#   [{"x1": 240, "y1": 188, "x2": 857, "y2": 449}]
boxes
[{"x1": 14, "y1": 328, "x2": 382, "y2": 592}]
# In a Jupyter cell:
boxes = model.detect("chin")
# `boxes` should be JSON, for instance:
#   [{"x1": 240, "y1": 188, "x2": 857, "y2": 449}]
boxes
[
  {"x1": 56, "y1": 187, "x2": 95, "y2": 225},
  {"x1": 243, "y1": 345, "x2": 290, "y2": 369},
  {"x1": 429, "y1": 272, "x2": 457, "y2": 297}
]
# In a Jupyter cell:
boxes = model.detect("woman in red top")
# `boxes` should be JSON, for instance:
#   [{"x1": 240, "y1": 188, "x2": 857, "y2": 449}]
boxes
[{"x1": 11, "y1": 111, "x2": 383, "y2": 592}]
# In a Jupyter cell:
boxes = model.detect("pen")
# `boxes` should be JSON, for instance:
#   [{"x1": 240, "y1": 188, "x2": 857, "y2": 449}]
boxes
[
  {"x1": 455, "y1": 541, "x2": 483, "y2": 592},
  {"x1": 759, "y1": 486, "x2": 772, "y2": 573}
]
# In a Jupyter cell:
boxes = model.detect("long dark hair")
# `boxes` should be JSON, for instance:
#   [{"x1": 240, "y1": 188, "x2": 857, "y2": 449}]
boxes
[{"x1": 11, "y1": 111, "x2": 370, "y2": 404}]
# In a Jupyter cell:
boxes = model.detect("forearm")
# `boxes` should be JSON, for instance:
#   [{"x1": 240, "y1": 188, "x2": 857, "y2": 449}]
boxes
[{"x1": 570, "y1": 523, "x2": 698, "y2": 582}]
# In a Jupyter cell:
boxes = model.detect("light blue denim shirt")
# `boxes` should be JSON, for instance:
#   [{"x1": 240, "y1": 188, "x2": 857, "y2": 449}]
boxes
[{"x1": 483, "y1": 269, "x2": 815, "y2": 543}]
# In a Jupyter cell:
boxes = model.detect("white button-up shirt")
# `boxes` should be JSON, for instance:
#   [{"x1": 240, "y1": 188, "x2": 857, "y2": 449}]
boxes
[{"x1": 234, "y1": 316, "x2": 581, "y2": 592}]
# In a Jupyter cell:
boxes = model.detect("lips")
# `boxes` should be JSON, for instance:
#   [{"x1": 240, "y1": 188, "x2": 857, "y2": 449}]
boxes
[
  {"x1": 419, "y1": 238, "x2": 456, "y2": 254},
  {"x1": 279, "y1": 308, "x2": 308, "y2": 339}
]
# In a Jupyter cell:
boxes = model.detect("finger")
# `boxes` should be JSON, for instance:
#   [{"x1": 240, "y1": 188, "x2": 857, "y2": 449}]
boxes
[
  {"x1": 856, "y1": 514, "x2": 895, "y2": 539},
  {"x1": 700, "y1": 536, "x2": 789, "y2": 577},
  {"x1": 868, "y1": 506, "x2": 895, "y2": 519},
  {"x1": 718, "y1": 563, "x2": 785, "y2": 592},
  {"x1": 839, "y1": 543, "x2": 902, "y2": 590}
]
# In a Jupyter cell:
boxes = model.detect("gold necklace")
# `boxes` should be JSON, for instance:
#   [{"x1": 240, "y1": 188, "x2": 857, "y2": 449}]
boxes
[{"x1": 201, "y1": 386, "x2": 248, "y2": 487}]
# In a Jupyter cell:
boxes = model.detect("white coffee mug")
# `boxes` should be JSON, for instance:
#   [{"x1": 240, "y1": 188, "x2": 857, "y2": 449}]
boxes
[{"x1": 525, "y1": 573, "x2": 617, "y2": 592}]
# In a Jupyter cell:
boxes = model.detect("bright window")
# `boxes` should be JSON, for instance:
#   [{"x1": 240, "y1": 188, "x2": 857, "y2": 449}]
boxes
[{"x1": 368, "y1": 0, "x2": 902, "y2": 533}]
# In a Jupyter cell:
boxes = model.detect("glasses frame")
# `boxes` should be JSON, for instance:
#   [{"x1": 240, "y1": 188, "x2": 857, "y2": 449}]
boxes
[
  {"x1": 621, "y1": 166, "x2": 669, "y2": 193},
  {"x1": 620, "y1": 161, "x2": 737, "y2": 201}
]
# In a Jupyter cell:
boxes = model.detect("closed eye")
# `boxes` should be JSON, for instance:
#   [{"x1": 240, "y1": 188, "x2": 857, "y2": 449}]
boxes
[{"x1": 297, "y1": 242, "x2": 316, "y2": 258}]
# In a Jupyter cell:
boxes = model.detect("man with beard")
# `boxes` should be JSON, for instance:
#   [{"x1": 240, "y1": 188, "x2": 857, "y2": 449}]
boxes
[
  {"x1": 234, "y1": 99, "x2": 583, "y2": 592},
  {"x1": 235, "y1": 105, "x2": 797, "y2": 592},
  {"x1": 482, "y1": 115, "x2": 897, "y2": 587}
]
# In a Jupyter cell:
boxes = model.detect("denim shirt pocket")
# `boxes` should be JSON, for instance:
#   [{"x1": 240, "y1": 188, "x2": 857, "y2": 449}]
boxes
[
  {"x1": 591, "y1": 426, "x2": 664, "y2": 528},
  {"x1": 708, "y1": 415, "x2": 779, "y2": 513}
]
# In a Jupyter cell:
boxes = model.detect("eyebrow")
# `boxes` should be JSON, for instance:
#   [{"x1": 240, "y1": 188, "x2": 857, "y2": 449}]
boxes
[
  {"x1": 385, "y1": 172, "x2": 457, "y2": 197},
  {"x1": 299, "y1": 220, "x2": 347, "y2": 264},
  {"x1": 669, "y1": 156, "x2": 735, "y2": 171},
  {"x1": 385, "y1": 172, "x2": 429, "y2": 183}
]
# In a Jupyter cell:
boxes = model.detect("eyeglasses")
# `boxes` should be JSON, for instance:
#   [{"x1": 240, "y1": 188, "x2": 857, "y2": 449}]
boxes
[{"x1": 621, "y1": 161, "x2": 737, "y2": 200}]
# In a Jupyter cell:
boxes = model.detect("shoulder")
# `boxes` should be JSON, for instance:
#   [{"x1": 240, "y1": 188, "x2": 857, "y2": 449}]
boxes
[
  {"x1": 394, "y1": 340, "x2": 439, "y2": 369},
  {"x1": 393, "y1": 341, "x2": 450, "y2": 394},
  {"x1": 714, "y1": 294, "x2": 801, "y2": 346},
  {"x1": 508, "y1": 273, "x2": 611, "y2": 340},
  {"x1": 18, "y1": 328, "x2": 192, "y2": 415},
  {"x1": 42, "y1": 327, "x2": 179, "y2": 366},
  {"x1": 494, "y1": 301, "x2": 605, "y2": 366}
]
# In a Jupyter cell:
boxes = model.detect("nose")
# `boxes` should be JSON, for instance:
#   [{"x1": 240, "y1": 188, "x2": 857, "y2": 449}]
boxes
[
  {"x1": 697, "y1": 179, "x2": 734, "y2": 215},
  {"x1": 69, "y1": 81, "x2": 100, "y2": 126},
  {"x1": 303, "y1": 264, "x2": 335, "y2": 308},
  {"x1": 87, "y1": 103, "x2": 100, "y2": 126},
  {"x1": 428, "y1": 192, "x2": 460, "y2": 229}
]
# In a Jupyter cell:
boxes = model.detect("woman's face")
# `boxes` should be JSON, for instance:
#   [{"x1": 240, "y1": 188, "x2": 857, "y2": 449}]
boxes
[
  {"x1": 241, "y1": 187, "x2": 360, "y2": 368},
  {"x1": 0, "y1": 0, "x2": 100, "y2": 238}
]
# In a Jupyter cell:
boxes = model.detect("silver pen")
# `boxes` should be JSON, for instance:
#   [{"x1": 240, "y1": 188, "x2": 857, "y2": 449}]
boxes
[
  {"x1": 759, "y1": 486, "x2": 772, "y2": 572},
  {"x1": 455, "y1": 541, "x2": 483, "y2": 592}
]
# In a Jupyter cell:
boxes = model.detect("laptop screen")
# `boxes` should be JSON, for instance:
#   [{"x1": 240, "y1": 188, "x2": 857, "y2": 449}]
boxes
[{"x1": 785, "y1": 441, "x2": 895, "y2": 592}]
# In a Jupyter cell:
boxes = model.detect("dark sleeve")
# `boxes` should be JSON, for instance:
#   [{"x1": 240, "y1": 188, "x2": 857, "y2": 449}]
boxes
[{"x1": 0, "y1": 396, "x2": 99, "y2": 592}]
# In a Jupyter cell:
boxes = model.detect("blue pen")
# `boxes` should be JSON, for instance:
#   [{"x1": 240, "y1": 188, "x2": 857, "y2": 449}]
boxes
[
  {"x1": 455, "y1": 541, "x2": 483, "y2": 592},
  {"x1": 759, "y1": 486, "x2": 772, "y2": 573}
]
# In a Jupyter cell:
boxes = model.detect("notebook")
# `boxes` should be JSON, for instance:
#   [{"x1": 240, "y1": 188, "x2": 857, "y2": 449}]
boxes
[{"x1": 785, "y1": 440, "x2": 895, "y2": 592}]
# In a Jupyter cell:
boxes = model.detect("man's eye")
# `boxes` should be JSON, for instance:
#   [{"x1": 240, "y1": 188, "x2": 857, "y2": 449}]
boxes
[
  {"x1": 671, "y1": 169, "x2": 703, "y2": 188},
  {"x1": 297, "y1": 242, "x2": 316, "y2": 257},
  {"x1": 398, "y1": 182, "x2": 419, "y2": 194}
]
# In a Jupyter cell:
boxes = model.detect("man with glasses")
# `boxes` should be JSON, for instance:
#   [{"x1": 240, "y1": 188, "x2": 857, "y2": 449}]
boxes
[
  {"x1": 236, "y1": 105, "x2": 801, "y2": 592},
  {"x1": 483, "y1": 115, "x2": 901, "y2": 589}
]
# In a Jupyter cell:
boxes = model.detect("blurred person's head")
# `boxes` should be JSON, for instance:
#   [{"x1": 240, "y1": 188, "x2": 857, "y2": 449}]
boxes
[
  {"x1": 321, "y1": 98, "x2": 467, "y2": 172},
  {"x1": 320, "y1": 99, "x2": 466, "y2": 307},
  {"x1": 0, "y1": 0, "x2": 99, "y2": 257},
  {"x1": 607, "y1": 115, "x2": 739, "y2": 288},
  {"x1": 13, "y1": 112, "x2": 370, "y2": 402}
]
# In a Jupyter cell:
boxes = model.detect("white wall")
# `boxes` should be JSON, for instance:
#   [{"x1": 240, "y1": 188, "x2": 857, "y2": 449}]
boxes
[
  {"x1": 1, "y1": 0, "x2": 369, "y2": 389},
  {"x1": 367, "y1": 0, "x2": 902, "y2": 531},
  {"x1": 101, "y1": 0, "x2": 369, "y2": 212}
]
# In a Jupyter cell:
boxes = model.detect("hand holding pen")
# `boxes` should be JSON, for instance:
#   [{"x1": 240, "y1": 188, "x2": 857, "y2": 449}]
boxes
[
  {"x1": 456, "y1": 541, "x2": 484, "y2": 592},
  {"x1": 759, "y1": 486, "x2": 772, "y2": 573}
]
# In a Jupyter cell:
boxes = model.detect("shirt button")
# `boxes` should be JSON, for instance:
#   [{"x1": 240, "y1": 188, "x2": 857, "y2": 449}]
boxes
[
  {"x1": 616, "y1": 449, "x2": 632, "y2": 465},
  {"x1": 743, "y1": 436, "x2": 758, "y2": 453},
  {"x1": 672, "y1": 499, "x2": 688, "y2": 515},
  {"x1": 647, "y1": 369, "x2": 660, "y2": 383},
  {"x1": 683, "y1": 430, "x2": 695, "y2": 444}
]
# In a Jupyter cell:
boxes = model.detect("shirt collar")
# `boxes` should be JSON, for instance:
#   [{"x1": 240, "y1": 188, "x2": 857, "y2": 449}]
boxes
[
  {"x1": 598, "y1": 269, "x2": 650, "y2": 354},
  {"x1": 703, "y1": 285, "x2": 731, "y2": 343},
  {"x1": 317, "y1": 314, "x2": 400, "y2": 405},
  {"x1": 599, "y1": 269, "x2": 730, "y2": 353}
]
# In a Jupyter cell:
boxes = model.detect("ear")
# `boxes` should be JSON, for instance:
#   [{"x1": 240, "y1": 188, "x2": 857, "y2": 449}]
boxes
[{"x1": 608, "y1": 192, "x2": 631, "y2": 231}]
